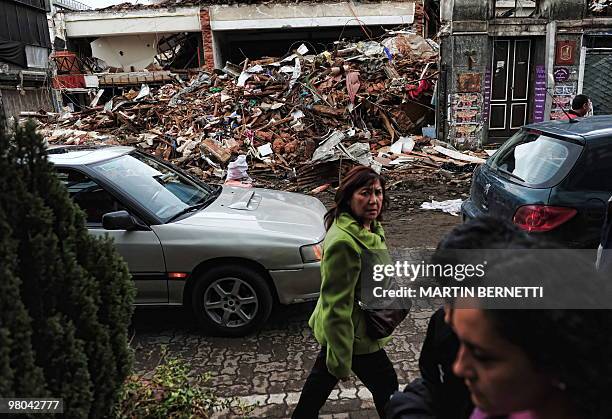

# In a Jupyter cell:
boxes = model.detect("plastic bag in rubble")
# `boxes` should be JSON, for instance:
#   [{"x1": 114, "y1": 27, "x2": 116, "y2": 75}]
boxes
[
  {"x1": 225, "y1": 155, "x2": 252, "y2": 184},
  {"x1": 420, "y1": 199, "x2": 463, "y2": 216}
]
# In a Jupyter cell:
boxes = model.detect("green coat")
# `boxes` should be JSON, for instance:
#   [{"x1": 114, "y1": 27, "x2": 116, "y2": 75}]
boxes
[{"x1": 308, "y1": 212, "x2": 392, "y2": 379}]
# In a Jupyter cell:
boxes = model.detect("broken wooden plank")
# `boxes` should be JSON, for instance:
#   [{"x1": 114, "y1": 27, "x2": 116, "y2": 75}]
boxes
[
  {"x1": 433, "y1": 146, "x2": 486, "y2": 164},
  {"x1": 201, "y1": 139, "x2": 231, "y2": 164}
]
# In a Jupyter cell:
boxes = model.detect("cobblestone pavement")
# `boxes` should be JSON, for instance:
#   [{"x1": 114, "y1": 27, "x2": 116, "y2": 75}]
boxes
[{"x1": 131, "y1": 301, "x2": 436, "y2": 418}]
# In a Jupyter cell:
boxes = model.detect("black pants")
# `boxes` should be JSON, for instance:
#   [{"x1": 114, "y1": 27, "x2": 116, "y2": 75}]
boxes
[{"x1": 292, "y1": 346, "x2": 398, "y2": 419}]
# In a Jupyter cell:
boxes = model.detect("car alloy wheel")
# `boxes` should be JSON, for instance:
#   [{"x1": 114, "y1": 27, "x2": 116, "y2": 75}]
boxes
[
  {"x1": 203, "y1": 277, "x2": 259, "y2": 328},
  {"x1": 191, "y1": 265, "x2": 273, "y2": 336}
]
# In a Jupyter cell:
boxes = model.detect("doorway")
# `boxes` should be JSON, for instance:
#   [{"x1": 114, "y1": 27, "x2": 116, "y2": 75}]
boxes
[{"x1": 488, "y1": 38, "x2": 533, "y2": 142}]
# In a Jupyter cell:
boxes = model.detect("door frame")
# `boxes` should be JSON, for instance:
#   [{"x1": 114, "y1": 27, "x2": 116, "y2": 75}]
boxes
[{"x1": 488, "y1": 37, "x2": 534, "y2": 142}]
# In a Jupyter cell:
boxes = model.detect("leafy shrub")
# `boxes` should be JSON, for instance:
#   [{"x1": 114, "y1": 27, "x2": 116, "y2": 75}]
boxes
[
  {"x1": 117, "y1": 347, "x2": 254, "y2": 418},
  {"x1": 0, "y1": 121, "x2": 135, "y2": 418}
]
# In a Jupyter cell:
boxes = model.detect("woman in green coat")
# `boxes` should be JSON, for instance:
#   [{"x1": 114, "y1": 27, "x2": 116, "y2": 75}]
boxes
[{"x1": 292, "y1": 166, "x2": 399, "y2": 418}]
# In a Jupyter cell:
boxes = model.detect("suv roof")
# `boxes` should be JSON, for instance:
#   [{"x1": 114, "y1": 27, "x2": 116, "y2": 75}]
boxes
[
  {"x1": 47, "y1": 145, "x2": 134, "y2": 166},
  {"x1": 524, "y1": 115, "x2": 612, "y2": 142}
]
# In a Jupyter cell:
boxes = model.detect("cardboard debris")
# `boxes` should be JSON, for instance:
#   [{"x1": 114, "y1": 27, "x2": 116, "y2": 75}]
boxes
[
  {"x1": 433, "y1": 146, "x2": 487, "y2": 164},
  {"x1": 201, "y1": 139, "x2": 231, "y2": 164},
  {"x1": 390, "y1": 136, "x2": 416, "y2": 154},
  {"x1": 257, "y1": 143, "x2": 273, "y2": 157}
]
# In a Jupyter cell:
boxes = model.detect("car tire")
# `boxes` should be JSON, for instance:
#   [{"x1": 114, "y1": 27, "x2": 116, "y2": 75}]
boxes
[{"x1": 191, "y1": 265, "x2": 273, "y2": 337}]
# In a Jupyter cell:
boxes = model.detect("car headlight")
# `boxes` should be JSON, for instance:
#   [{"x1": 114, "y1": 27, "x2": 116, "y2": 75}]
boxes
[{"x1": 300, "y1": 242, "x2": 323, "y2": 263}]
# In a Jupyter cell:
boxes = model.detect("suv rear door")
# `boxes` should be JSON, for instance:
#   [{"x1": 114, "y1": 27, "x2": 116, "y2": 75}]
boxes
[
  {"x1": 57, "y1": 168, "x2": 169, "y2": 303},
  {"x1": 471, "y1": 163, "x2": 550, "y2": 220},
  {"x1": 550, "y1": 138, "x2": 612, "y2": 247},
  {"x1": 479, "y1": 130, "x2": 583, "y2": 220}
]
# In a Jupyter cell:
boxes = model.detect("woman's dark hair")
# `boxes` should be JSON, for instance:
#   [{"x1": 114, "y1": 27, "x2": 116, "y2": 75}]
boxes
[
  {"x1": 483, "y1": 252, "x2": 612, "y2": 419},
  {"x1": 323, "y1": 165, "x2": 389, "y2": 231},
  {"x1": 572, "y1": 94, "x2": 589, "y2": 110},
  {"x1": 484, "y1": 307, "x2": 612, "y2": 419}
]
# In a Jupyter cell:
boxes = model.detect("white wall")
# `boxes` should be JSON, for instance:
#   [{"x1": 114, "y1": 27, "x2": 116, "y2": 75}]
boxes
[
  {"x1": 91, "y1": 34, "x2": 158, "y2": 70},
  {"x1": 64, "y1": 7, "x2": 200, "y2": 37},
  {"x1": 209, "y1": 1, "x2": 415, "y2": 31}
]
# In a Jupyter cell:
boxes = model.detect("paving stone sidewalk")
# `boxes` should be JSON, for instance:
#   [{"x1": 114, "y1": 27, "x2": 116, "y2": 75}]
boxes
[{"x1": 131, "y1": 301, "x2": 435, "y2": 418}]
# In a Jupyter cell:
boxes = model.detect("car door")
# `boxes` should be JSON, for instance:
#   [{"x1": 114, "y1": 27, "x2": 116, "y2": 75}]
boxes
[{"x1": 57, "y1": 168, "x2": 169, "y2": 303}]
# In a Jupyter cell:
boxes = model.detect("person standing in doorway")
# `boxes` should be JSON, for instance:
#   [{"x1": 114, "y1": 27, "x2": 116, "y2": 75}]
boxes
[
  {"x1": 561, "y1": 94, "x2": 592, "y2": 120},
  {"x1": 292, "y1": 166, "x2": 398, "y2": 419}
]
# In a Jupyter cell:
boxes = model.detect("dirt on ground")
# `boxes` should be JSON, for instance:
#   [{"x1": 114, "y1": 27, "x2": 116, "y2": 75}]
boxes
[{"x1": 315, "y1": 173, "x2": 471, "y2": 249}]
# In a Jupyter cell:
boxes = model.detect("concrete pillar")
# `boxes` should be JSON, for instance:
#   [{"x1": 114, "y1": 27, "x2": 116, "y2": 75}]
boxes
[
  {"x1": 199, "y1": 8, "x2": 215, "y2": 71},
  {"x1": 414, "y1": 0, "x2": 425, "y2": 37},
  {"x1": 441, "y1": 0, "x2": 489, "y2": 149}
]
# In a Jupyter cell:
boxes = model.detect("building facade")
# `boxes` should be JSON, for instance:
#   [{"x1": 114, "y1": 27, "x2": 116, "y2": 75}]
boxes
[
  {"x1": 0, "y1": 0, "x2": 54, "y2": 120},
  {"x1": 437, "y1": 0, "x2": 612, "y2": 149}
]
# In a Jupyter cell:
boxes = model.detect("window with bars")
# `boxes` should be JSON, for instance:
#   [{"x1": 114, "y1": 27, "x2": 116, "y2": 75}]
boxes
[{"x1": 494, "y1": 0, "x2": 538, "y2": 18}]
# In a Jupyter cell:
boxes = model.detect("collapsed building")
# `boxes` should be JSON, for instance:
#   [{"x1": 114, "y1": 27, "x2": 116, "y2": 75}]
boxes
[
  {"x1": 37, "y1": 29, "x2": 468, "y2": 192},
  {"x1": 33, "y1": 0, "x2": 491, "y2": 192},
  {"x1": 48, "y1": 0, "x2": 427, "y2": 108}
]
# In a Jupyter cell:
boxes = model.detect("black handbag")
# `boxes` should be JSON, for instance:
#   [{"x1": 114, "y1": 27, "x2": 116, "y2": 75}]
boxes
[{"x1": 357, "y1": 299, "x2": 411, "y2": 340}]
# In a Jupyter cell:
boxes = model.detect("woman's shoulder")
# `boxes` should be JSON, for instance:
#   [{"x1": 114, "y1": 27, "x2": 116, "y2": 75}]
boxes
[{"x1": 325, "y1": 223, "x2": 359, "y2": 250}]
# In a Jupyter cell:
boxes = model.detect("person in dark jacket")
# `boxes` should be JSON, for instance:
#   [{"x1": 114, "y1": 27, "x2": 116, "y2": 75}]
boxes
[
  {"x1": 560, "y1": 94, "x2": 591, "y2": 120},
  {"x1": 386, "y1": 217, "x2": 538, "y2": 419}
]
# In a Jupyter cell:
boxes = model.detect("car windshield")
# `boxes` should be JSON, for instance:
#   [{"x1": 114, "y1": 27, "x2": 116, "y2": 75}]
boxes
[
  {"x1": 488, "y1": 130, "x2": 583, "y2": 188},
  {"x1": 91, "y1": 152, "x2": 216, "y2": 222}
]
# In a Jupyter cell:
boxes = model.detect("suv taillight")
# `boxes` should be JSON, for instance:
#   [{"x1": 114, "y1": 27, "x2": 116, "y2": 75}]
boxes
[{"x1": 513, "y1": 205, "x2": 577, "y2": 232}]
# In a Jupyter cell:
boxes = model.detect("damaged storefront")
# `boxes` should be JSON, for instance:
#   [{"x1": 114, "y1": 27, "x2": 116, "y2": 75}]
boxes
[
  {"x1": 437, "y1": 0, "x2": 612, "y2": 149},
  {"x1": 27, "y1": 29, "x2": 490, "y2": 194},
  {"x1": 50, "y1": 0, "x2": 424, "y2": 112},
  {"x1": 0, "y1": 0, "x2": 53, "y2": 121},
  {"x1": 49, "y1": 4, "x2": 205, "y2": 110}
]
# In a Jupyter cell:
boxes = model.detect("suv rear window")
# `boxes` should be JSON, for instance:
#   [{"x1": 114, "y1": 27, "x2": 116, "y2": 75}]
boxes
[{"x1": 489, "y1": 130, "x2": 583, "y2": 188}]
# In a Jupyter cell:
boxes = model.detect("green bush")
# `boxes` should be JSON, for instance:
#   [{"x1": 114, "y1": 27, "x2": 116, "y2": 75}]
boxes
[
  {"x1": 0, "y1": 121, "x2": 136, "y2": 418},
  {"x1": 117, "y1": 347, "x2": 254, "y2": 418}
]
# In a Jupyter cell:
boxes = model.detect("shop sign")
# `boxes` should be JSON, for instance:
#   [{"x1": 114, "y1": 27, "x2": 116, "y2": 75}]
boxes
[
  {"x1": 533, "y1": 65, "x2": 547, "y2": 123},
  {"x1": 555, "y1": 40, "x2": 577, "y2": 65},
  {"x1": 554, "y1": 67, "x2": 570, "y2": 82}
]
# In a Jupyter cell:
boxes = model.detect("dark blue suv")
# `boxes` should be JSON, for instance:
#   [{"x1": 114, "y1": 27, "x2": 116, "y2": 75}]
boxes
[{"x1": 462, "y1": 115, "x2": 612, "y2": 248}]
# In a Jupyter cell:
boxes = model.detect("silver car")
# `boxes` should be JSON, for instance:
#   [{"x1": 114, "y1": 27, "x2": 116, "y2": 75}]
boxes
[{"x1": 48, "y1": 146, "x2": 325, "y2": 336}]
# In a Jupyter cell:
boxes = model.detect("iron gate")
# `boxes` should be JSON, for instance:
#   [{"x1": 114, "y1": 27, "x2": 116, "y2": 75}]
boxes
[{"x1": 582, "y1": 50, "x2": 612, "y2": 115}]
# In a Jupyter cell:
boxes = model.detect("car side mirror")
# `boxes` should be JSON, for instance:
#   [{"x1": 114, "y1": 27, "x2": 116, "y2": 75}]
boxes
[{"x1": 102, "y1": 210, "x2": 143, "y2": 231}]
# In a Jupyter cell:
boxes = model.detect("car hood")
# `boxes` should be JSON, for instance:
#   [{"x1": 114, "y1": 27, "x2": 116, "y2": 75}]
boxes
[{"x1": 175, "y1": 186, "x2": 327, "y2": 241}]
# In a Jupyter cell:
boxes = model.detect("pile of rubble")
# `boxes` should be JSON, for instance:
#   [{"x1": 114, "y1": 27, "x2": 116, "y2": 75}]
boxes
[
  {"x1": 590, "y1": 0, "x2": 611, "y2": 14},
  {"x1": 34, "y1": 32, "x2": 487, "y2": 191}
]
